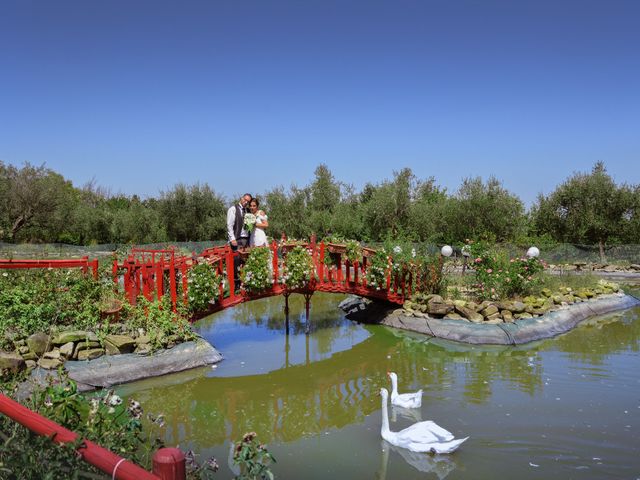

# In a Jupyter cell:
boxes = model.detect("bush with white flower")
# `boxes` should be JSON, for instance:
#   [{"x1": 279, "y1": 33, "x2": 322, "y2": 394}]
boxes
[
  {"x1": 241, "y1": 247, "x2": 273, "y2": 293},
  {"x1": 366, "y1": 248, "x2": 390, "y2": 290},
  {"x1": 186, "y1": 262, "x2": 221, "y2": 312},
  {"x1": 282, "y1": 245, "x2": 314, "y2": 289}
]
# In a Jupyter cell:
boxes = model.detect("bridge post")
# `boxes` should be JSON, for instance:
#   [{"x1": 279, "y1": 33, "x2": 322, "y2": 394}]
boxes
[
  {"x1": 304, "y1": 292, "x2": 312, "y2": 335},
  {"x1": 284, "y1": 293, "x2": 290, "y2": 335},
  {"x1": 318, "y1": 242, "x2": 325, "y2": 285},
  {"x1": 169, "y1": 253, "x2": 177, "y2": 312}
]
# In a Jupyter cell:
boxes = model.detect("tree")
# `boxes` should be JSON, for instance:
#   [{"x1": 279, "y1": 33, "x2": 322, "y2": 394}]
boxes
[
  {"x1": 157, "y1": 183, "x2": 226, "y2": 241},
  {"x1": 0, "y1": 162, "x2": 74, "y2": 242},
  {"x1": 308, "y1": 164, "x2": 341, "y2": 237},
  {"x1": 443, "y1": 176, "x2": 525, "y2": 243},
  {"x1": 530, "y1": 162, "x2": 631, "y2": 260}
]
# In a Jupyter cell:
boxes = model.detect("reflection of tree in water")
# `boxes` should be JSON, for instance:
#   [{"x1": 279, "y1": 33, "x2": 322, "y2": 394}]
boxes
[
  {"x1": 543, "y1": 305, "x2": 640, "y2": 363},
  {"x1": 122, "y1": 301, "x2": 640, "y2": 455}
]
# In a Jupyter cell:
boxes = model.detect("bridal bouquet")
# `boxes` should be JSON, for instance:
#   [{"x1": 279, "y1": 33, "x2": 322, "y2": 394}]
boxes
[{"x1": 243, "y1": 213, "x2": 257, "y2": 232}]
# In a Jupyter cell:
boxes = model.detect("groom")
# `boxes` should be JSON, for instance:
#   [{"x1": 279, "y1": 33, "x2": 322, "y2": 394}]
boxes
[{"x1": 227, "y1": 193, "x2": 252, "y2": 288}]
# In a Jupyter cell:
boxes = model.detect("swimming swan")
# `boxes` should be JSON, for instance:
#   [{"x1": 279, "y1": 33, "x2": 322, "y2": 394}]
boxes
[
  {"x1": 380, "y1": 388, "x2": 468, "y2": 454},
  {"x1": 388, "y1": 372, "x2": 422, "y2": 409}
]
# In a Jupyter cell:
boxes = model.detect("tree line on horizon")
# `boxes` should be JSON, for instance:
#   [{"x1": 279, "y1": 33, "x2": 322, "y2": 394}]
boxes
[{"x1": 1, "y1": 160, "x2": 638, "y2": 252}]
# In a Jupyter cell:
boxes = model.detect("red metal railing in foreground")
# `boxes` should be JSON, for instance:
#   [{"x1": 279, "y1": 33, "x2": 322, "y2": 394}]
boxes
[
  {"x1": 0, "y1": 256, "x2": 99, "y2": 279},
  {"x1": 0, "y1": 393, "x2": 185, "y2": 480}
]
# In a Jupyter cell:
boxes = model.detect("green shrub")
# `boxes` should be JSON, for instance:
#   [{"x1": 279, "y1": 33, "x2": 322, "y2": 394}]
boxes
[{"x1": 241, "y1": 247, "x2": 273, "y2": 293}]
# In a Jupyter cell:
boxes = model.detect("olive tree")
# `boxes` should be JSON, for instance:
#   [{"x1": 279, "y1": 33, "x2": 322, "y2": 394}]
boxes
[{"x1": 530, "y1": 162, "x2": 631, "y2": 260}]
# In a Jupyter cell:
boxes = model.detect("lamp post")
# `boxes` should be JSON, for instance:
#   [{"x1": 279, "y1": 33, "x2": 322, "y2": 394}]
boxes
[
  {"x1": 440, "y1": 245, "x2": 452, "y2": 272},
  {"x1": 526, "y1": 246, "x2": 540, "y2": 258},
  {"x1": 461, "y1": 245, "x2": 471, "y2": 273}
]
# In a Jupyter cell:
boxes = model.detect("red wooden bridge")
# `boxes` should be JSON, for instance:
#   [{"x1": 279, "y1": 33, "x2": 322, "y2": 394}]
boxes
[{"x1": 112, "y1": 237, "x2": 414, "y2": 324}]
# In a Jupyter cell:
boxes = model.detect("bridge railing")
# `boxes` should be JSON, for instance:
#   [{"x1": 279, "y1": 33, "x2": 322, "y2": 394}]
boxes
[
  {"x1": 0, "y1": 393, "x2": 186, "y2": 480},
  {"x1": 111, "y1": 238, "x2": 410, "y2": 314},
  {"x1": 0, "y1": 256, "x2": 99, "y2": 279}
]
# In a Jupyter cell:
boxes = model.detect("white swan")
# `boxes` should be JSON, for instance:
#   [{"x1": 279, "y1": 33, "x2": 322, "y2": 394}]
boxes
[
  {"x1": 380, "y1": 388, "x2": 468, "y2": 454},
  {"x1": 388, "y1": 371, "x2": 422, "y2": 409}
]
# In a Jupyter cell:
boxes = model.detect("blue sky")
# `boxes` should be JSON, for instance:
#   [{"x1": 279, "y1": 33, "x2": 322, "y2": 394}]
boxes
[{"x1": 1, "y1": 0, "x2": 638, "y2": 206}]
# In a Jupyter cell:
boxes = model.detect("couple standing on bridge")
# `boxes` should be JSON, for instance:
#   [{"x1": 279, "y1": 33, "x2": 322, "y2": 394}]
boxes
[{"x1": 226, "y1": 193, "x2": 270, "y2": 287}]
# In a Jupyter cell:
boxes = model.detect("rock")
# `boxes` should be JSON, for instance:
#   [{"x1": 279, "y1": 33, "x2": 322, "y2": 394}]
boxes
[
  {"x1": 455, "y1": 305, "x2": 484, "y2": 322},
  {"x1": 17, "y1": 346, "x2": 29, "y2": 355},
  {"x1": 59, "y1": 342, "x2": 75, "y2": 359},
  {"x1": 510, "y1": 301, "x2": 526, "y2": 313},
  {"x1": 479, "y1": 301, "x2": 492, "y2": 310},
  {"x1": 514, "y1": 312, "x2": 533, "y2": 319},
  {"x1": 25, "y1": 360, "x2": 37, "y2": 369},
  {"x1": 444, "y1": 313, "x2": 464, "y2": 320},
  {"x1": 426, "y1": 302, "x2": 454, "y2": 316},
  {"x1": 104, "y1": 335, "x2": 136, "y2": 355},
  {"x1": 37, "y1": 357, "x2": 62, "y2": 370},
  {"x1": 501, "y1": 310, "x2": 514, "y2": 322},
  {"x1": 563, "y1": 264, "x2": 577, "y2": 271},
  {"x1": 541, "y1": 288, "x2": 553, "y2": 297},
  {"x1": 43, "y1": 349, "x2": 61, "y2": 360},
  {"x1": 134, "y1": 343, "x2": 152, "y2": 355},
  {"x1": 20, "y1": 351, "x2": 38, "y2": 361},
  {"x1": 604, "y1": 265, "x2": 618, "y2": 272},
  {"x1": 485, "y1": 317, "x2": 503, "y2": 324},
  {"x1": 53, "y1": 330, "x2": 98, "y2": 345},
  {"x1": 425, "y1": 294, "x2": 444, "y2": 304},
  {"x1": 630, "y1": 264, "x2": 640, "y2": 271},
  {"x1": 452, "y1": 300, "x2": 467, "y2": 308},
  {"x1": 0, "y1": 352, "x2": 26, "y2": 373},
  {"x1": 73, "y1": 342, "x2": 102, "y2": 359},
  {"x1": 26, "y1": 333, "x2": 51, "y2": 357},
  {"x1": 466, "y1": 301, "x2": 480, "y2": 312},
  {"x1": 77, "y1": 348, "x2": 105, "y2": 361},
  {"x1": 481, "y1": 304, "x2": 499, "y2": 317},
  {"x1": 135, "y1": 335, "x2": 151, "y2": 345}
]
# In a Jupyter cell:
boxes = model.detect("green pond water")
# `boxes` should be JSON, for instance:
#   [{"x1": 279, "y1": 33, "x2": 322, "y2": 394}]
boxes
[{"x1": 118, "y1": 289, "x2": 640, "y2": 479}]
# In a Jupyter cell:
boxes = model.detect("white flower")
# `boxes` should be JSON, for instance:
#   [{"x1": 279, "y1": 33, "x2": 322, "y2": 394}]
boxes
[
  {"x1": 393, "y1": 246, "x2": 402, "y2": 254},
  {"x1": 411, "y1": 248, "x2": 416, "y2": 258},
  {"x1": 109, "y1": 394, "x2": 123, "y2": 406}
]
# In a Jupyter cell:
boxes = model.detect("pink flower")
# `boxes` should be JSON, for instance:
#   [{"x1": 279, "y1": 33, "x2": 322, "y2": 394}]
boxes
[
  {"x1": 475, "y1": 258, "x2": 482, "y2": 263},
  {"x1": 486, "y1": 268, "x2": 493, "y2": 273}
]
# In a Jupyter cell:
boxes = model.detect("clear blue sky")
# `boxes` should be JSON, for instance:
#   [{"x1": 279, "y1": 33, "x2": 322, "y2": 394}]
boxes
[{"x1": 1, "y1": 0, "x2": 638, "y2": 206}]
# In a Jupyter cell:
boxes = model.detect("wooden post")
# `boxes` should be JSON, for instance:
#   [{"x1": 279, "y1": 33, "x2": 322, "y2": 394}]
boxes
[
  {"x1": 226, "y1": 249, "x2": 235, "y2": 300},
  {"x1": 112, "y1": 258, "x2": 119, "y2": 287},
  {"x1": 180, "y1": 263, "x2": 188, "y2": 306},
  {"x1": 284, "y1": 294, "x2": 290, "y2": 335},
  {"x1": 156, "y1": 261, "x2": 163, "y2": 302},
  {"x1": 271, "y1": 241, "x2": 279, "y2": 285},
  {"x1": 91, "y1": 258, "x2": 99, "y2": 280},
  {"x1": 304, "y1": 293, "x2": 312, "y2": 335},
  {"x1": 318, "y1": 242, "x2": 325, "y2": 285},
  {"x1": 152, "y1": 447, "x2": 186, "y2": 480},
  {"x1": 81, "y1": 255, "x2": 88, "y2": 276},
  {"x1": 169, "y1": 254, "x2": 177, "y2": 312}
]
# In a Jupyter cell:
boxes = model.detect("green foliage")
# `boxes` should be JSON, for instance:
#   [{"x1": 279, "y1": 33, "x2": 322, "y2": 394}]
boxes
[
  {"x1": 241, "y1": 247, "x2": 273, "y2": 293},
  {"x1": 365, "y1": 249, "x2": 390, "y2": 290},
  {"x1": 186, "y1": 262, "x2": 222, "y2": 313},
  {"x1": 233, "y1": 432, "x2": 276, "y2": 480},
  {"x1": 468, "y1": 242, "x2": 544, "y2": 300},
  {"x1": 0, "y1": 371, "x2": 165, "y2": 478},
  {"x1": 282, "y1": 246, "x2": 314, "y2": 289},
  {"x1": 0, "y1": 270, "x2": 102, "y2": 349},
  {"x1": 531, "y1": 162, "x2": 635, "y2": 256},
  {"x1": 123, "y1": 297, "x2": 196, "y2": 349}
]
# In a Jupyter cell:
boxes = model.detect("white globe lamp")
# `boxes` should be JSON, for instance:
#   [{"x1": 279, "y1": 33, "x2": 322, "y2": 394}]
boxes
[
  {"x1": 526, "y1": 246, "x2": 540, "y2": 258},
  {"x1": 441, "y1": 245, "x2": 453, "y2": 257}
]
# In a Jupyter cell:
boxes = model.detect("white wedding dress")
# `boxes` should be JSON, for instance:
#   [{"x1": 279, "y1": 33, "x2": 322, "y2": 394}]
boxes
[{"x1": 250, "y1": 211, "x2": 268, "y2": 247}]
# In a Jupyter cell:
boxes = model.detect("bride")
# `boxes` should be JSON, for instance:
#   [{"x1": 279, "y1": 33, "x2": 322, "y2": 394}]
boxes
[{"x1": 248, "y1": 198, "x2": 269, "y2": 247}]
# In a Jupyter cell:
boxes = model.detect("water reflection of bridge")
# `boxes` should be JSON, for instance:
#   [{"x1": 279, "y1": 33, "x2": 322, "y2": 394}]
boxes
[{"x1": 122, "y1": 322, "x2": 554, "y2": 448}]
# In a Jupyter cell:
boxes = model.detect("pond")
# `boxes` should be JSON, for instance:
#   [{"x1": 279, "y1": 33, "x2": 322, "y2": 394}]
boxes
[{"x1": 117, "y1": 289, "x2": 640, "y2": 479}]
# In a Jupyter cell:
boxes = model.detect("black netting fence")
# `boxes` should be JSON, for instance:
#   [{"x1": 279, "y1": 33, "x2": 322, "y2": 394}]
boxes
[{"x1": 1, "y1": 241, "x2": 639, "y2": 264}]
